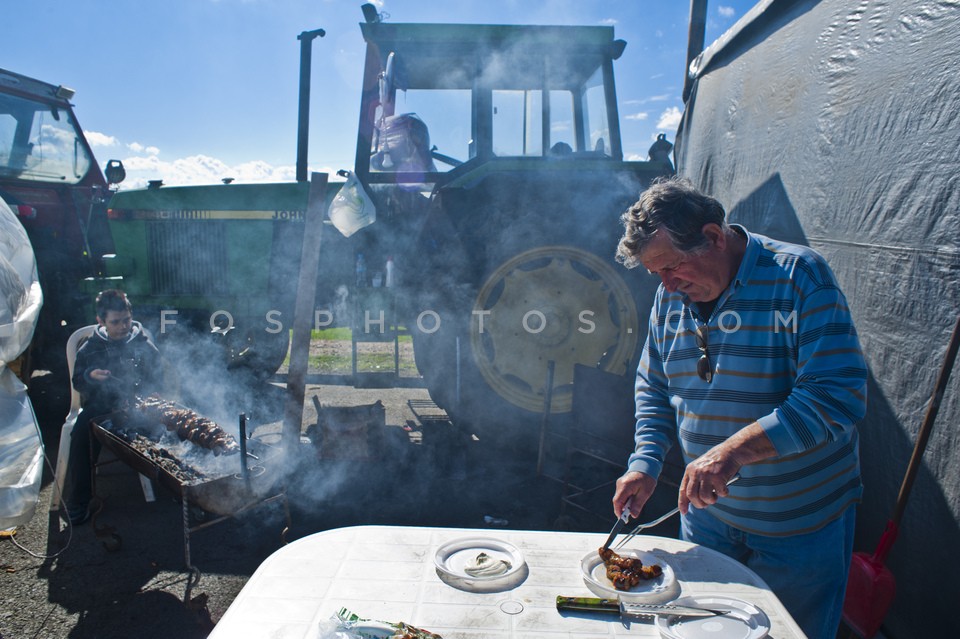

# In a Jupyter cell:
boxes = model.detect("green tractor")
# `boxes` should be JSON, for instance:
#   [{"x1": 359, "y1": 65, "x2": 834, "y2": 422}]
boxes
[
  {"x1": 101, "y1": 182, "x2": 310, "y2": 379},
  {"x1": 103, "y1": 8, "x2": 671, "y2": 432}
]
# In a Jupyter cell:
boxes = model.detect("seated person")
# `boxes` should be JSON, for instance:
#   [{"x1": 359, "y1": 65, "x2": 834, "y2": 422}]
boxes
[
  {"x1": 370, "y1": 113, "x2": 438, "y2": 174},
  {"x1": 63, "y1": 289, "x2": 162, "y2": 525}
]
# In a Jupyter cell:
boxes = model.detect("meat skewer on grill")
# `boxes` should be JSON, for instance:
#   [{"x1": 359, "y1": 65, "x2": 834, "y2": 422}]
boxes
[{"x1": 135, "y1": 395, "x2": 241, "y2": 455}]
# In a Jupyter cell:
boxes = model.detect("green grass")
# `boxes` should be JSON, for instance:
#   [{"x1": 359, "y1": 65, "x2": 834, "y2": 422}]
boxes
[
  {"x1": 310, "y1": 327, "x2": 352, "y2": 340},
  {"x1": 286, "y1": 327, "x2": 418, "y2": 376}
]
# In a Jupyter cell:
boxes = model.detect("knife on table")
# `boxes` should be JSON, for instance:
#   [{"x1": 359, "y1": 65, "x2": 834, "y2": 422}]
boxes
[{"x1": 556, "y1": 596, "x2": 726, "y2": 619}]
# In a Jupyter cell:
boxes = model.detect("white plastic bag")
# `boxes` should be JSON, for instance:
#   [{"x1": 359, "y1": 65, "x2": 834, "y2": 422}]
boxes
[
  {"x1": 314, "y1": 615, "x2": 359, "y2": 639},
  {"x1": 0, "y1": 375, "x2": 44, "y2": 531},
  {"x1": 314, "y1": 614, "x2": 388, "y2": 639},
  {"x1": 0, "y1": 196, "x2": 44, "y2": 531},
  {"x1": 314, "y1": 608, "x2": 441, "y2": 639},
  {"x1": 328, "y1": 171, "x2": 376, "y2": 238}
]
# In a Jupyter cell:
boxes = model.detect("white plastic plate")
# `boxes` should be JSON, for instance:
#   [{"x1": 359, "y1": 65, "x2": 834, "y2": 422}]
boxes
[
  {"x1": 580, "y1": 548, "x2": 680, "y2": 603},
  {"x1": 655, "y1": 595, "x2": 770, "y2": 639},
  {"x1": 434, "y1": 537, "x2": 527, "y2": 592}
]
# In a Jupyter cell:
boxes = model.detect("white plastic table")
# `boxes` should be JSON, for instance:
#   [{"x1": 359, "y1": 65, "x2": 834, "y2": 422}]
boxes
[{"x1": 209, "y1": 525, "x2": 806, "y2": 638}]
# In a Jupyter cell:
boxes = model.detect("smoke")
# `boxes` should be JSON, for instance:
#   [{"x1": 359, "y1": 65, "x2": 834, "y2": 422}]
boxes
[
  {"x1": 88, "y1": 20, "x2": 668, "y2": 515},
  {"x1": 134, "y1": 298, "x2": 374, "y2": 512},
  {"x1": 332, "y1": 285, "x2": 350, "y2": 326}
]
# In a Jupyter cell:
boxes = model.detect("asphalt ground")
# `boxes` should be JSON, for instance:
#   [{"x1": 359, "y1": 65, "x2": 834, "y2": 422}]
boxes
[{"x1": 2, "y1": 370, "x2": 654, "y2": 639}]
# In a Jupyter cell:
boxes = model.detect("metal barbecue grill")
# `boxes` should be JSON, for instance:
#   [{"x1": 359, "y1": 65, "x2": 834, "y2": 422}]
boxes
[{"x1": 91, "y1": 409, "x2": 291, "y2": 584}]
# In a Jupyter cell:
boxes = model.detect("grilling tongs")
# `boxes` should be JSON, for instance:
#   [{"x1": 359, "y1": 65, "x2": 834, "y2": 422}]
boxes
[
  {"x1": 600, "y1": 496, "x2": 634, "y2": 552},
  {"x1": 610, "y1": 474, "x2": 741, "y2": 551}
]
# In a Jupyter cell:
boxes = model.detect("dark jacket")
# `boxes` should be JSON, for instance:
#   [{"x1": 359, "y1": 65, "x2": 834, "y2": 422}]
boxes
[{"x1": 72, "y1": 321, "x2": 162, "y2": 415}]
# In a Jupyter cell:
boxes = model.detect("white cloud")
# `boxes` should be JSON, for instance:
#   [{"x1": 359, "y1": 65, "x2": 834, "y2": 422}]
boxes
[
  {"x1": 89, "y1": 128, "x2": 296, "y2": 189},
  {"x1": 126, "y1": 141, "x2": 160, "y2": 154},
  {"x1": 111, "y1": 153, "x2": 296, "y2": 190},
  {"x1": 718, "y1": 5, "x2": 735, "y2": 18},
  {"x1": 84, "y1": 130, "x2": 119, "y2": 147},
  {"x1": 656, "y1": 106, "x2": 683, "y2": 131},
  {"x1": 625, "y1": 112, "x2": 649, "y2": 121},
  {"x1": 624, "y1": 94, "x2": 672, "y2": 107}
]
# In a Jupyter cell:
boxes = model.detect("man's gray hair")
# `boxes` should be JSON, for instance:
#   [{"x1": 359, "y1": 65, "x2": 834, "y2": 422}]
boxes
[{"x1": 616, "y1": 176, "x2": 728, "y2": 269}]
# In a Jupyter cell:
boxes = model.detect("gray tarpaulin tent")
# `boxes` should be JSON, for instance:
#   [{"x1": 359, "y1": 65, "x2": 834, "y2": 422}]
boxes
[{"x1": 674, "y1": 0, "x2": 959, "y2": 636}]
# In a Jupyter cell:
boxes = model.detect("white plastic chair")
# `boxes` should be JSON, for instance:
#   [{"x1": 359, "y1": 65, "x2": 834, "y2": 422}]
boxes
[{"x1": 51, "y1": 325, "x2": 155, "y2": 512}]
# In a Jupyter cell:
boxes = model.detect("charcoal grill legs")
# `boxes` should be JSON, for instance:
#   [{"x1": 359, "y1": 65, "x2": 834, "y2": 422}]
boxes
[
  {"x1": 183, "y1": 496, "x2": 202, "y2": 586},
  {"x1": 88, "y1": 441, "x2": 123, "y2": 552},
  {"x1": 181, "y1": 489, "x2": 292, "y2": 589}
]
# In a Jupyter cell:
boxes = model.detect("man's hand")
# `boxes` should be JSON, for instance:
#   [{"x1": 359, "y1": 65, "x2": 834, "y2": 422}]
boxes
[
  {"x1": 678, "y1": 422, "x2": 777, "y2": 513},
  {"x1": 678, "y1": 450, "x2": 740, "y2": 513},
  {"x1": 613, "y1": 471, "x2": 658, "y2": 520}
]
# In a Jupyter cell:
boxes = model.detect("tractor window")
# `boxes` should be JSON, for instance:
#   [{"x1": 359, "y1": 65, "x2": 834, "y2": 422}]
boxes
[
  {"x1": 584, "y1": 68, "x2": 611, "y2": 156},
  {"x1": 0, "y1": 93, "x2": 92, "y2": 184},
  {"x1": 550, "y1": 90, "x2": 575, "y2": 153},
  {"x1": 492, "y1": 90, "x2": 576, "y2": 157},
  {"x1": 493, "y1": 90, "x2": 540, "y2": 157},
  {"x1": 370, "y1": 88, "x2": 471, "y2": 172}
]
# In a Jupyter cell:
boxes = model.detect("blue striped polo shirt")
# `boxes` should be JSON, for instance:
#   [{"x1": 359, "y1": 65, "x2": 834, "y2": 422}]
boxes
[{"x1": 627, "y1": 226, "x2": 868, "y2": 536}]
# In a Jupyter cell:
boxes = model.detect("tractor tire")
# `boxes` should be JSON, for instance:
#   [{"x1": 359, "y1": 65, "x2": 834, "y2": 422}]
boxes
[{"x1": 408, "y1": 171, "x2": 661, "y2": 443}]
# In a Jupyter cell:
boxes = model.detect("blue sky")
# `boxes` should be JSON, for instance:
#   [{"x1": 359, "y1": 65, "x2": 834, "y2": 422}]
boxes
[{"x1": 6, "y1": 0, "x2": 757, "y2": 189}]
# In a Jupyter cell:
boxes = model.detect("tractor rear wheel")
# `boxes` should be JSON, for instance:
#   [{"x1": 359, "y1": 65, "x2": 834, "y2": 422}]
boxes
[
  {"x1": 407, "y1": 170, "x2": 661, "y2": 443},
  {"x1": 470, "y1": 245, "x2": 639, "y2": 415},
  {"x1": 410, "y1": 238, "x2": 650, "y2": 443}
]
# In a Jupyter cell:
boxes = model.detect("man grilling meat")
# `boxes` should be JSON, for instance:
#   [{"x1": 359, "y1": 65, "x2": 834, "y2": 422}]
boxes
[
  {"x1": 612, "y1": 177, "x2": 867, "y2": 638},
  {"x1": 63, "y1": 289, "x2": 163, "y2": 525}
]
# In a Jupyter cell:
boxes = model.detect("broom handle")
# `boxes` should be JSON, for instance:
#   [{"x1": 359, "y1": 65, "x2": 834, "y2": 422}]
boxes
[{"x1": 890, "y1": 314, "x2": 960, "y2": 527}]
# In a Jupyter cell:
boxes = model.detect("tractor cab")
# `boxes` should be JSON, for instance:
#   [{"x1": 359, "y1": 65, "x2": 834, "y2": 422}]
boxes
[
  {"x1": 348, "y1": 16, "x2": 670, "y2": 427},
  {"x1": 354, "y1": 20, "x2": 627, "y2": 187}
]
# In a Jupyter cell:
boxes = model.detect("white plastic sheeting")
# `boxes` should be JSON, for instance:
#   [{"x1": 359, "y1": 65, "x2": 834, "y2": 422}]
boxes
[
  {"x1": 0, "y1": 195, "x2": 44, "y2": 531},
  {"x1": 675, "y1": 1, "x2": 960, "y2": 636}
]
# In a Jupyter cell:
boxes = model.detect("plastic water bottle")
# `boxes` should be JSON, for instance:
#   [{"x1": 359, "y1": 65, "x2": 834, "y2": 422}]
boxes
[
  {"x1": 385, "y1": 256, "x2": 395, "y2": 287},
  {"x1": 356, "y1": 253, "x2": 367, "y2": 287}
]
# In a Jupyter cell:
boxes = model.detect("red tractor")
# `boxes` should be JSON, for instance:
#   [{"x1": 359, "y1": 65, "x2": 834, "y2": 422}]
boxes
[{"x1": 0, "y1": 67, "x2": 123, "y2": 377}]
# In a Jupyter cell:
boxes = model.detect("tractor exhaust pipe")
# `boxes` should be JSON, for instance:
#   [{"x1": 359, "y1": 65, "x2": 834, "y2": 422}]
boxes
[{"x1": 296, "y1": 28, "x2": 326, "y2": 182}]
